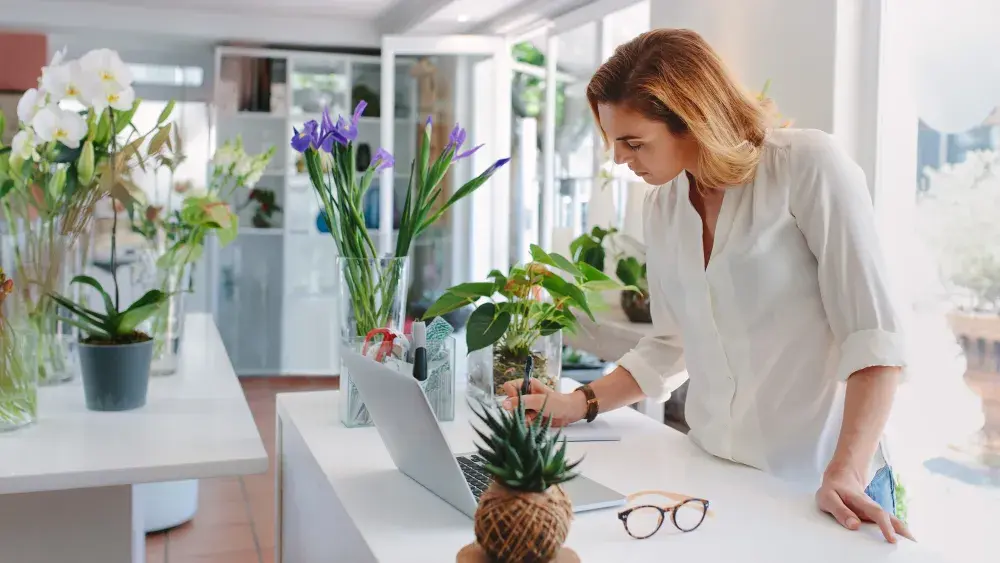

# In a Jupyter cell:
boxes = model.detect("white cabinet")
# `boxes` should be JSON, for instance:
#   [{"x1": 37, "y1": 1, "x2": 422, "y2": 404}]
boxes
[{"x1": 210, "y1": 46, "x2": 417, "y2": 376}]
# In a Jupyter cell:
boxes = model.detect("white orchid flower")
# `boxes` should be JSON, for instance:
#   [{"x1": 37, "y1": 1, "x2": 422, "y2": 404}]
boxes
[
  {"x1": 11, "y1": 129, "x2": 38, "y2": 161},
  {"x1": 16, "y1": 88, "x2": 47, "y2": 124},
  {"x1": 243, "y1": 160, "x2": 267, "y2": 189},
  {"x1": 49, "y1": 46, "x2": 67, "y2": 68},
  {"x1": 90, "y1": 85, "x2": 136, "y2": 115},
  {"x1": 79, "y1": 48, "x2": 133, "y2": 93},
  {"x1": 32, "y1": 105, "x2": 88, "y2": 149},
  {"x1": 41, "y1": 59, "x2": 87, "y2": 105}
]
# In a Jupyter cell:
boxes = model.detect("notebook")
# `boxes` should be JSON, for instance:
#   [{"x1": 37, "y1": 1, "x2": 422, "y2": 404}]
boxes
[{"x1": 551, "y1": 418, "x2": 621, "y2": 442}]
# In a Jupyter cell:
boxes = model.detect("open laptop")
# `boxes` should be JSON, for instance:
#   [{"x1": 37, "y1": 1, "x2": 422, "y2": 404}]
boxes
[{"x1": 343, "y1": 349, "x2": 626, "y2": 518}]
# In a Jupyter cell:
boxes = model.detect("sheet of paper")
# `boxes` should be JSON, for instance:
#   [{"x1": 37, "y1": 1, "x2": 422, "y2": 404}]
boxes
[{"x1": 550, "y1": 418, "x2": 621, "y2": 442}]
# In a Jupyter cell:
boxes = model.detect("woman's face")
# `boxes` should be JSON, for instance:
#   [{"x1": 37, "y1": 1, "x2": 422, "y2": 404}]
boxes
[{"x1": 597, "y1": 103, "x2": 697, "y2": 186}]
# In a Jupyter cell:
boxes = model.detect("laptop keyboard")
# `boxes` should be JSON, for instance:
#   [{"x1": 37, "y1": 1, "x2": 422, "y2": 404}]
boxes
[{"x1": 456, "y1": 455, "x2": 492, "y2": 500}]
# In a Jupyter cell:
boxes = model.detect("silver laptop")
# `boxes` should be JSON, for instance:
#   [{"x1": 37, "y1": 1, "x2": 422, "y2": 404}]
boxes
[{"x1": 343, "y1": 349, "x2": 625, "y2": 518}]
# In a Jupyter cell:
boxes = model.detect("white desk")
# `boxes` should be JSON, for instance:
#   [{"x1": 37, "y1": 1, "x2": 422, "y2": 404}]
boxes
[
  {"x1": 274, "y1": 382, "x2": 956, "y2": 563},
  {"x1": 0, "y1": 314, "x2": 268, "y2": 563}
]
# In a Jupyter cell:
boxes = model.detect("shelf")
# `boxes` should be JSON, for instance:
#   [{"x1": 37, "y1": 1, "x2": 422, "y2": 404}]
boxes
[{"x1": 221, "y1": 112, "x2": 287, "y2": 121}]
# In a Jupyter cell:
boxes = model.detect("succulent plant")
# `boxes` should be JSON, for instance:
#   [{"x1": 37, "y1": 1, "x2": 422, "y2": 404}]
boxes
[{"x1": 471, "y1": 393, "x2": 582, "y2": 493}]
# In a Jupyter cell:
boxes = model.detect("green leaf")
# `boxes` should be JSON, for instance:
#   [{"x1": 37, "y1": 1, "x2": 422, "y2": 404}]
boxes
[
  {"x1": 581, "y1": 279, "x2": 623, "y2": 292},
  {"x1": 70, "y1": 275, "x2": 116, "y2": 316},
  {"x1": 540, "y1": 274, "x2": 594, "y2": 322},
  {"x1": 48, "y1": 293, "x2": 108, "y2": 325},
  {"x1": 117, "y1": 290, "x2": 168, "y2": 334},
  {"x1": 423, "y1": 291, "x2": 473, "y2": 319},
  {"x1": 465, "y1": 302, "x2": 511, "y2": 353},
  {"x1": 115, "y1": 99, "x2": 141, "y2": 134},
  {"x1": 56, "y1": 315, "x2": 110, "y2": 340},
  {"x1": 579, "y1": 262, "x2": 612, "y2": 282},
  {"x1": 538, "y1": 319, "x2": 564, "y2": 336},
  {"x1": 51, "y1": 143, "x2": 82, "y2": 164},
  {"x1": 157, "y1": 100, "x2": 176, "y2": 125},
  {"x1": 94, "y1": 110, "x2": 111, "y2": 145},
  {"x1": 447, "y1": 282, "x2": 494, "y2": 299},
  {"x1": 147, "y1": 123, "x2": 172, "y2": 155}
]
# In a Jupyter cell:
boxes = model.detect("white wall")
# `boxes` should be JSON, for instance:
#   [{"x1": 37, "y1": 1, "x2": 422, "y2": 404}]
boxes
[
  {"x1": 648, "y1": 0, "x2": 881, "y2": 194},
  {"x1": 650, "y1": 0, "x2": 838, "y2": 132}
]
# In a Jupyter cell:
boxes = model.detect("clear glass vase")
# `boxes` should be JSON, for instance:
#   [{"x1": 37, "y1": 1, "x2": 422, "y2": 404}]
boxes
[
  {"x1": 0, "y1": 326, "x2": 39, "y2": 432},
  {"x1": 467, "y1": 331, "x2": 563, "y2": 404},
  {"x1": 0, "y1": 225, "x2": 84, "y2": 386},
  {"x1": 338, "y1": 256, "x2": 409, "y2": 342},
  {"x1": 339, "y1": 334, "x2": 457, "y2": 427},
  {"x1": 131, "y1": 246, "x2": 192, "y2": 376}
]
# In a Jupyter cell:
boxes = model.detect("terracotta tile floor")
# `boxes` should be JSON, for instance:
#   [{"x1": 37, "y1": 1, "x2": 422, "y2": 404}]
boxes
[{"x1": 146, "y1": 377, "x2": 338, "y2": 563}]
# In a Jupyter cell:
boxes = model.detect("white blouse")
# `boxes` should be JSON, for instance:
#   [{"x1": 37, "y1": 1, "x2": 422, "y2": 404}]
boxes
[{"x1": 617, "y1": 128, "x2": 908, "y2": 490}]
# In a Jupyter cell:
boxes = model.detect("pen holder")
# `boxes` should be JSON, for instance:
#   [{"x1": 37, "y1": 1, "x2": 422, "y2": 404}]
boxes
[{"x1": 339, "y1": 335, "x2": 456, "y2": 428}]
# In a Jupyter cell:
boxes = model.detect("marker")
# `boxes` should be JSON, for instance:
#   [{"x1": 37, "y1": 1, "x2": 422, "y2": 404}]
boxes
[
  {"x1": 412, "y1": 321, "x2": 428, "y2": 382},
  {"x1": 521, "y1": 356, "x2": 533, "y2": 396}
]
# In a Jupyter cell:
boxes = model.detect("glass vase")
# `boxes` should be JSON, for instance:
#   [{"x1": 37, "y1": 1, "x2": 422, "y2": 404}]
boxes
[
  {"x1": 0, "y1": 226, "x2": 84, "y2": 386},
  {"x1": 338, "y1": 256, "x2": 409, "y2": 342},
  {"x1": 0, "y1": 327, "x2": 39, "y2": 432},
  {"x1": 131, "y1": 246, "x2": 192, "y2": 376},
  {"x1": 338, "y1": 334, "x2": 456, "y2": 427},
  {"x1": 484, "y1": 331, "x2": 563, "y2": 403}
]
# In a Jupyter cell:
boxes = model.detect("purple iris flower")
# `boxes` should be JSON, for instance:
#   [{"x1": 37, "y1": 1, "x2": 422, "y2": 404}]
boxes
[
  {"x1": 443, "y1": 122, "x2": 481, "y2": 161},
  {"x1": 485, "y1": 157, "x2": 511, "y2": 175},
  {"x1": 372, "y1": 148, "x2": 394, "y2": 171},
  {"x1": 425, "y1": 115, "x2": 433, "y2": 129},
  {"x1": 317, "y1": 107, "x2": 347, "y2": 152},
  {"x1": 290, "y1": 120, "x2": 319, "y2": 153}
]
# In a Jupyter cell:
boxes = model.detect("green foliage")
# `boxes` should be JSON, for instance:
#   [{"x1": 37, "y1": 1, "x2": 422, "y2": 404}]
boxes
[
  {"x1": 425, "y1": 244, "x2": 624, "y2": 356},
  {"x1": 470, "y1": 391, "x2": 582, "y2": 493},
  {"x1": 511, "y1": 42, "x2": 566, "y2": 126},
  {"x1": 303, "y1": 106, "x2": 508, "y2": 339},
  {"x1": 616, "y1": 256, "x2": 648, "y2": 294},
  {"x1": 569, "y1": 226, "x2": 617, "y2": 273},
  {"x1": 47, "y1": 275, "x2": 169, "y2": 343}
]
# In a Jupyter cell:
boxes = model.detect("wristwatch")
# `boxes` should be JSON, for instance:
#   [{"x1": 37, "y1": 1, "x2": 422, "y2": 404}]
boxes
[{"x1": 577, "y1": 384, "x2": 599, "y2": 423}]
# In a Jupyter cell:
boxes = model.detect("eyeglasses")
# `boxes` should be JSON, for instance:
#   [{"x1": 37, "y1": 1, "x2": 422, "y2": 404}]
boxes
[{"x1": 617, "y1": 490, "x2": 712, "y2": 539}]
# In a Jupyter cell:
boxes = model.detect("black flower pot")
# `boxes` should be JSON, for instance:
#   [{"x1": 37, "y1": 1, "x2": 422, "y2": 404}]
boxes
[
  {"x1": 78, "y1": 338, "x2": 154, "y2": 412},
  {"x1": 620, "y1": 290, "x2": 653, "y2": 324}
]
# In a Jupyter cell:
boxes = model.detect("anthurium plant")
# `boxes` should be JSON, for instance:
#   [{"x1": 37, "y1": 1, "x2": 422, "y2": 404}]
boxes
[
  {"x1": 291, "y1": 101, "x2": 510, "y2": 339},
  {"x1": 131, "y1": 137, "x2": 275, "y2": 271},
  {"x1": 425, "y1": 245, "x2": 627, "y2": 391}
]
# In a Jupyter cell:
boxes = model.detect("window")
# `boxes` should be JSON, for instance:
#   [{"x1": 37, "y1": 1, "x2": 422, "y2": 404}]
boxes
[{"x1": 128, "y1": 63, "x2": 204, "y2": 88}]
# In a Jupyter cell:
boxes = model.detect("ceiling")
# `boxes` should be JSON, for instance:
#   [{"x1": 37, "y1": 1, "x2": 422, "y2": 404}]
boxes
[
  {"x1": 59, "y1": 0, "x2": 400, "y2": 19},
  {"x1": 0, "y1": 0, "x2": 630, "y2": 49}
]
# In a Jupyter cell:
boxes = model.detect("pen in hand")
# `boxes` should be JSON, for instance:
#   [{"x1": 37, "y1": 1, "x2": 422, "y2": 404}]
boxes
[{"x1": 521, "y1": 356, "x2": 534, "y2": 396}]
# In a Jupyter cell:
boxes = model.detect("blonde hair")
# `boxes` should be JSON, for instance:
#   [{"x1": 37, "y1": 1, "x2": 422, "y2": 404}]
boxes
[{"x1": 587, "y1": 28, "x2": 768, "y2": 188}]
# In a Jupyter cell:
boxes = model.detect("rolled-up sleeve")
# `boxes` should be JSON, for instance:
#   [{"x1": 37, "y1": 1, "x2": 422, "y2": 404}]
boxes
[
  {"x1": 789, "y1": 132, "x2": 908, "y2": 381},
  {"x1": 617, "y1": 189, "x2": 687, "y2": 402}
]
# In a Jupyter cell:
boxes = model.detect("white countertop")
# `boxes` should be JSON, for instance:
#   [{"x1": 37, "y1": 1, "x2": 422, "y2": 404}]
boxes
[
  {"x1": 0, "y1": 313, "x2": 268, "y2": 495},
  {"x1": 276, "y1": 382, "x2": 956, "y2": 563}
]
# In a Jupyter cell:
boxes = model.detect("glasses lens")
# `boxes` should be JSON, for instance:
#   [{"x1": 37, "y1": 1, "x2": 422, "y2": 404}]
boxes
[
  {"x1": 673, "y1": 499, "x2": 707, "y2": 532},
  {"x1": 625, "y1": 506, "x2": 664, "y2": 539}
]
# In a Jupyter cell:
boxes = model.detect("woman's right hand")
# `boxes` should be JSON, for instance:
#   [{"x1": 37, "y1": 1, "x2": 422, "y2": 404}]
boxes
[{"x1": 500, "y1": 378, "x2": 586, "y2": 428}]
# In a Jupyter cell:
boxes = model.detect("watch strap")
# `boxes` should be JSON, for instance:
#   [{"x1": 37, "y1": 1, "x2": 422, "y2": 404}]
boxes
[{"x1": 578, "y1": 384, "x2": 599, "y2": 423}]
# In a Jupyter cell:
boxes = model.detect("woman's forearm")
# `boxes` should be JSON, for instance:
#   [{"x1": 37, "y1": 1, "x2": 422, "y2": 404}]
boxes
[
  {"x1": 825, "y1": 365, "x2": 901, "y2": 482},
  {"x1": 569, "y1": 366, "x2": 647, "y2": 421}
]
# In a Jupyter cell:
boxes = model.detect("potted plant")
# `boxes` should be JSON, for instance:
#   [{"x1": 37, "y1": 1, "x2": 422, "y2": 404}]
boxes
[
  {"x1": 457, "y1": 392, "x2": 582, "y2": 563},
  {"x1": 129, "y1": 136, "x2": 271, "y2": 375},
  {"x1": 616, "y1": 256, "x2": 651, "y2": 323},
  {"x1": 426, "y1": 245, "x2": 623, "y2": 401},
  {"x1": 569, "y1": 225, "x2": 617, "y2": 273},
  {"x1": 48, "y1": 273, "x2": 167, "y2": 411}
]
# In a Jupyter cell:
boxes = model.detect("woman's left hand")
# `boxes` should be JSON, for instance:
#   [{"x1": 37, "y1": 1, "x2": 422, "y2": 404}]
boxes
[{"x1": 815, "y1": 468, "x2": 914, "y2": 543}]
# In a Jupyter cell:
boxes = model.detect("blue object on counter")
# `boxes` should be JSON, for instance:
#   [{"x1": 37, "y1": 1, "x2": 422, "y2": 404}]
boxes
[{"x1": 363, "y1": 179, "x2": 380, "y2": 229}]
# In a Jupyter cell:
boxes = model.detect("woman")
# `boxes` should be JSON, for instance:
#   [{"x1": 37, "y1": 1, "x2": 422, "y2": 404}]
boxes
[{"x1": 503, "y1": 28, "x2": 914, "y2": 544}]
